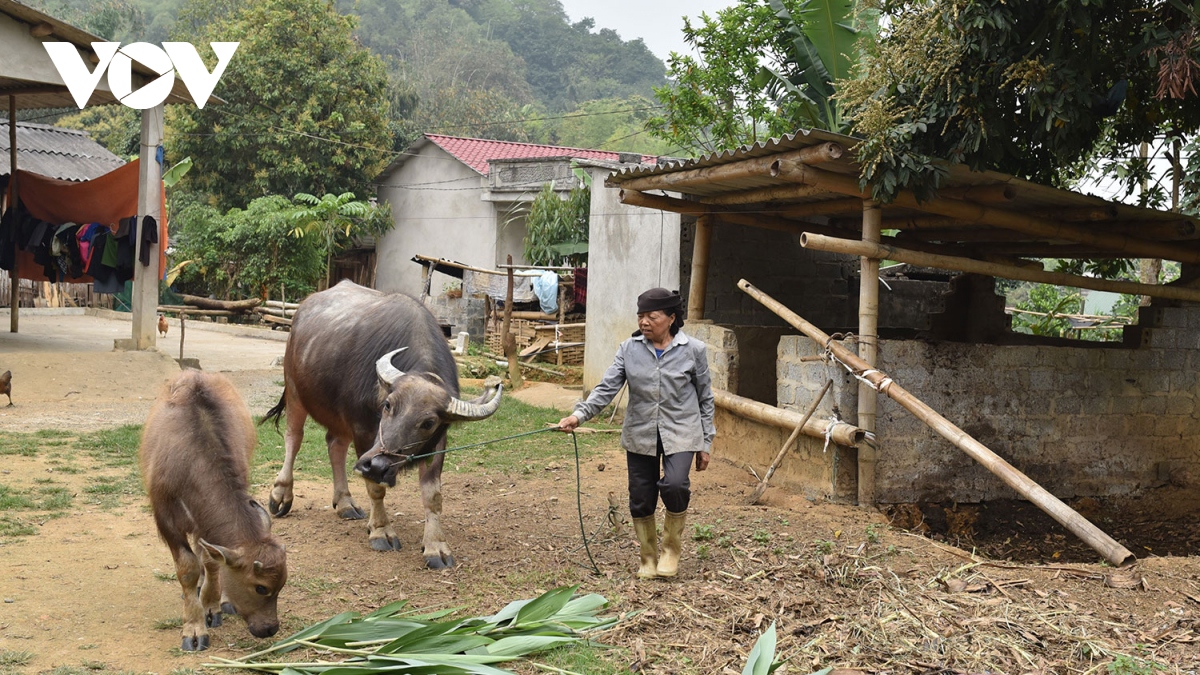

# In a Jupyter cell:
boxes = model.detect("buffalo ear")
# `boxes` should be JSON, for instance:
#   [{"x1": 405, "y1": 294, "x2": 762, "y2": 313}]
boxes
[
  {"x1": 199, "y1": 538, "x2": 240, "y2": 566},
  {"x1": 250, "y1": 499, "x2": 273, "y2": 531},
  {"x1": 419, "y1": 372, "x2": 446, "y2": 387}
]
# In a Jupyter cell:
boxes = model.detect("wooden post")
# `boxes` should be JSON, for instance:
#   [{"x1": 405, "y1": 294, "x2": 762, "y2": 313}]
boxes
[
  {"x1": 689, "y1": 213, "x2": 713, "y2": 321},
  {"x1": 502, "y1": 254, "x2": 522, "y2": 388},
  {"x1": 131, "y1": 104, "x2": 164, "y2": 349},
  {"x1": 556, "y1": 280, "x2": 566, "y2": 367},
  {"x1": 858, "y1": 201, "x2": 881, "y2": 506},
  {"x1": 179, "y1": 312, "x2": 186, "y2": 362},
  {"x1": 9, "y1": 96, "x2": 19, "y2": 333},
  {"x1": 737, "y1": 278, "x2": 1136, "y2": 567}
]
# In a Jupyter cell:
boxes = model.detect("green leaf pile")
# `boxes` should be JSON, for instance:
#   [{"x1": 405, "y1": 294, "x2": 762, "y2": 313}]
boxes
[{"x1": 207, "y1": 585, "x2": 619, "y2": 675}]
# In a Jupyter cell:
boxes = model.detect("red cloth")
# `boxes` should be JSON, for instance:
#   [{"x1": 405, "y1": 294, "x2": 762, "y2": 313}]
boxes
[{"x1": 13, "y1": 162, "x2": 166, "y2": 281}]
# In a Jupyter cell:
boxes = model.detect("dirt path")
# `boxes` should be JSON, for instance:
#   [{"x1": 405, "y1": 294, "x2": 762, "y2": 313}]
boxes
[{"x1": 1, "y1": 314, "x2": 1199, "y2": 674}]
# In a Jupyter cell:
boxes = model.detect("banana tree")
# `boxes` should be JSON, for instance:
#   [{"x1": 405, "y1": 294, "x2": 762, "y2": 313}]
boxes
[{"x1": 753, "y1": 0, "x2": 875, "y2": 133}]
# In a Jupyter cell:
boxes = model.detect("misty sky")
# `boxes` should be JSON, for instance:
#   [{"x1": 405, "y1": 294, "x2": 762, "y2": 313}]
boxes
[{"x1": 558, "y1": 0, "x2": 737, "y2": 61}]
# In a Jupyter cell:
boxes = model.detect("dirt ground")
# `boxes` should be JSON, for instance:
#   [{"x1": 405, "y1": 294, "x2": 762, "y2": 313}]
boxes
[{"x1": 1, "y1": 313, "x2": 1199, "y2": 675}]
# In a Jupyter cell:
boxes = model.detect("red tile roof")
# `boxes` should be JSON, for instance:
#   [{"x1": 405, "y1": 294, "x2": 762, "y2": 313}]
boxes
[{"x1": 425, "y1": 134, "x2": 656, "y2": 175}]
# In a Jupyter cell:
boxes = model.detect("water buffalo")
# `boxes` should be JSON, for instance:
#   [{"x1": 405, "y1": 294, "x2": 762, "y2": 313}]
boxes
[
  {"x1": 262, "y1": 280, "x2": 502, "y2": 568},
  {"x1": 140, "y1": 370, "x2": 288, "y2": 651}
]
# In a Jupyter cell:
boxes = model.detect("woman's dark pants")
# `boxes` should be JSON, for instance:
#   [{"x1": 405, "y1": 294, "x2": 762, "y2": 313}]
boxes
[{"x1": 627, "y1": 435, "x2": 693, "y2": 518}]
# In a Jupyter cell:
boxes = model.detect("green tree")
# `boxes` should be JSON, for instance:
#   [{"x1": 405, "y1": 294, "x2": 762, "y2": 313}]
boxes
[
  {"x1": 54, "y1": 106, "x2": 140, "y2": 158},
  {"x1": 647, "y1": 0, "x2": 869, "y2": 154},
  {"x1": 172, "y1": 196, "x2": 328, "y2": 300},
  {"x1": 167, "y1": 0, "x2": 396, "y2": 210},
  {"x1": 289, "y1": 191, "x2": 393, "y2": 288},
  {"x1": 838, "y1": 0, "x2": 1200, "y2": 203},
  {"x1": 523, "y1": 181, "x2": 590, "y2": 267},
  {"x1": 547, "y1": 96, "x2": 680, "y2": 155}
]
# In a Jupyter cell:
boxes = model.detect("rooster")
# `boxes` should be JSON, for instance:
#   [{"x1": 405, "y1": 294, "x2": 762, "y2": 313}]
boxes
[
  {"x1": 1, "y1": 370, "x2": 11, "y2": 407},
  {"x1": 158, "y1": 314, "x2": 169, "y2": 338}
]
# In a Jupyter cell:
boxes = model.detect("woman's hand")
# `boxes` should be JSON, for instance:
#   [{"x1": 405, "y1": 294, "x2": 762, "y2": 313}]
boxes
[
  {"x1": 557, "y1": 415, "x2": 580, "y2": 432},
  {"x1": 695, "y1": 451, "x2": 710, "y2": 471}
]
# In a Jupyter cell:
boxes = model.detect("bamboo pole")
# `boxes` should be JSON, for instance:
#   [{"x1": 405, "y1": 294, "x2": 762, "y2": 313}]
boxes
[
  {"x1": 700, "y1": 183, "x2": 827, "y2": 206},
  {"x1": 9, "y1": 96, "x2": 19, "y2": 332},
  {"x1": 736, "y1": 279, "x2": 1136, "y2": 567},
  {"x1": 749, "y1": 379, "x2": 832, "y2": 504},
  {"x1": 800, "y1": 233, "x2": 1200, "y2": 303},
  {"x1": 502, "y1": 254, "x2": 522, "y2": 388},
  {"x1": 619, "y1": 189, "x2": 1041, "y2": 268},
  {"x1": 858, "y1": 201, "x2": 881, "y2": 506},
  {"x1": 770, "y1": 160, "x2": 1200, "y2": 264},
  {"x1": 689, "y1": 214, "x2": 713, "y2": 320},
  {"x1": 611, "y1": 142, "x2": 844, "y2": 192},
  {"x1": 714, "y1": 388, "x2": 865, "y2": 446}
]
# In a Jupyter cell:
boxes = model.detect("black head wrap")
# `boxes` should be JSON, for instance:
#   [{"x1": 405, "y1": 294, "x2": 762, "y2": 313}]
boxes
[{"x1": 633, "y1": 288, "x2": 685, "y2": 337}]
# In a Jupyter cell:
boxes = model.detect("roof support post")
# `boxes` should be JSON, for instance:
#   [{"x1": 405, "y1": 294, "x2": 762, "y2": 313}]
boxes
[
  {"x1": 688, "y1": 213, "x2": 713, "y2": 321},
  {"x1": 857, "y1": 200, "x2": 880, "y2": 506},
  {"x1": 8, "y1": 96, "x2": 18, "y2": 333},
  {"x1": 131, "y1": 103, "x2": 163, "y2": 350}
]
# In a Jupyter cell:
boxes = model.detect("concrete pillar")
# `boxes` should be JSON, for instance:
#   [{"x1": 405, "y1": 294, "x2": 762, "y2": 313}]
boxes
[
  {"x1": 858, "y1": 200, "x2": 881, "y2": 505},
  {"x1": 130, "y1": 104, "x2": 164, "y2": 350}
]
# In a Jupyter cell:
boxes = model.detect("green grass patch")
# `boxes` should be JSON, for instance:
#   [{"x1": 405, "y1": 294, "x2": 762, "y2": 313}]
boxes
[
  {"x1": 0, "y1": 433, "x2": 42, "y2": 457},
  {"x1": 0, "y1": 650, "x2": 34, "y2": 666},
  {"x1": 76, "y1": 425, "x2": 142, "y2": 468},
  {"x1": 83, "y1": 474, "x2": 140, "y2": 509},
  {"x1": 153, "y1": 617, "x2": 183, "y2": 630},
  {"x1": 443, "y1": 393, "x2": 615, "y2": 475},
  {"x1": 0, "y1": 485, "x2": 35, "y2": 510},
  {"x1": 537, "y1": 643, "x2": 626, "y2": 674},
  {"x1": 0, "y1": 515, "x2": 37, "y2": 537},
  {"x1": 250, "y1": 393, "x2": 616, "y2": 482}
]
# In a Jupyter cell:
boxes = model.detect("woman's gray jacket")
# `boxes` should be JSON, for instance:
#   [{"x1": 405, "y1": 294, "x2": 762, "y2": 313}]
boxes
[{"x1": 571, "y1": 330, "x2": 716, "y2": 456}]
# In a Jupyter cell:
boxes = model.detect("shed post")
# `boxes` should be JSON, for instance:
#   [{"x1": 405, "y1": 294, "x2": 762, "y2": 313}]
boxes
[
  {"x1": 688, "y1": 213, "x2": 713, "y2": 320},
  {"x1": 131, "y1": 104, "x2": 164, "y2": 349},
  {"x1": 8, "y1": 96, "x2": 18, "y2": 333},
  {"x1": 858, "y1": 200, "x2": 881, "y2": 505}
]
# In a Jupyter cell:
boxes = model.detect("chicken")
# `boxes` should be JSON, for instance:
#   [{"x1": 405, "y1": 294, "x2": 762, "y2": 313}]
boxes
[
  {"x1": 158, "y1": 314, "x2": 169, "y2": 338},
  {"x1": 1, "y1": 370, "x2": 11, "y2": 407}
]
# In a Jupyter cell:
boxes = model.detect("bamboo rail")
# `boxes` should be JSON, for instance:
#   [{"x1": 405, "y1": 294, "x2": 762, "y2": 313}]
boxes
[
  {"x1": 713, "y1": 389, "x2": 865, "y2": 447},
  {"x1": 737, "y1": 278, "x2": 1136, "y2": 567},
  {"x1": 769, "y1": 160, "x2": 1200, "y2": 265},
  {"x1": 749, "y1": 379, "x2": 832, "y2": 504},
  {"x1": 689, "y1": 214, "x2": 713, "y2": 320},
  {"x1": 799, "y1": 233, "x2": 1200, "y2": 303}
]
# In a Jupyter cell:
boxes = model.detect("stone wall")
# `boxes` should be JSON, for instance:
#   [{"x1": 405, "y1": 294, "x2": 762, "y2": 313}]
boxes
[{"x1": 778, "y1": 304, "x2": 1200, "y2": 503}]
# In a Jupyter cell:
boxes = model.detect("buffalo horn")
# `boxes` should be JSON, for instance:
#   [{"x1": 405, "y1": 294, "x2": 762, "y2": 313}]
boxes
[
  {"x1": 375, "y1": 348, "x2": 409, "y2": 385},
  {"x1": 446, "y1": 379, "x2": 504, "y2": 421}
]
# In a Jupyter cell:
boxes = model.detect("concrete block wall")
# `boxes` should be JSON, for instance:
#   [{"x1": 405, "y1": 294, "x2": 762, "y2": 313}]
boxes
[
  {"x1": 778, "y1": 304, "x2": 1200, "y2": 503},
  {"x1": 424, "y1": 294, "x2": 487, "y2": 342}
]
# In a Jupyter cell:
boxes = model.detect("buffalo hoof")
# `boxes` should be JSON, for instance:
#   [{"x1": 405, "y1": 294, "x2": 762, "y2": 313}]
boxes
[
  {"x1": 269, "y1": 497, "x2": 292, "y2": 518},
  {"x1": 206, "y1": 611, "x2": 222, "y2": 628},
  {"x1": 337, "y1": 504, "x2": 366, "y2": 520},
  {"x1": 369, "y1": 536, "x2": 401, "y2": 552},
  {"x1": 424, "y1": 553, "x2": 455, "y2": 570},
  {"x1": 221, "y1": 602, "x2": 237, "y2": 616},
  {"x1": 181, "y1": 634, "x2": 209, "y2": 651}
]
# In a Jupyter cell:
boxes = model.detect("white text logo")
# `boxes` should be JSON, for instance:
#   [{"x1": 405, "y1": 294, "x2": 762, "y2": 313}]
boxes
[{"x1": 43, "y1": 42, "x2": 239, "y2": 109}]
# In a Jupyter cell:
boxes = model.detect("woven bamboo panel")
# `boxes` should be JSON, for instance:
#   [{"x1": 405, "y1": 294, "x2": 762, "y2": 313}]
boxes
[{"x1": 485, "y1": 318, "x2": 537, "y2": 354}]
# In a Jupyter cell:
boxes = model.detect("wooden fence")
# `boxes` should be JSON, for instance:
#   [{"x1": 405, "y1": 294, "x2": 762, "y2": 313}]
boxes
[{"x1": 0, "y1": 270, "x2": 114, "y2": 309}]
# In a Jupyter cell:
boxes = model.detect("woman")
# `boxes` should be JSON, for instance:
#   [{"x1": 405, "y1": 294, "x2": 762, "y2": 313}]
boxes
[{"x1": 558, "y1": 288, "x2": 715, "y2": 579}]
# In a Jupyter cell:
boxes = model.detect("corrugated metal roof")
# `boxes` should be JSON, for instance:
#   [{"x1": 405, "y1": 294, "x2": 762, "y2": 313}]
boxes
[{"x1": 0, "y1": 120, "x2": 125, "y2": 181}]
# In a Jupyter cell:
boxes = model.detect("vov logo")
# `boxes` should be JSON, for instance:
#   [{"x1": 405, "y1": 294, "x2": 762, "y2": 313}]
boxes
[{"x1": 44, "y1": 42, "x2": 239, "y2": 110}]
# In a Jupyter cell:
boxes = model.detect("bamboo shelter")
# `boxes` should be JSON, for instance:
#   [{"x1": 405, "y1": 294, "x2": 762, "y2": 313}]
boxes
[{"x1": 603, "y1": 129, "x2": 1200, "y2": 550}]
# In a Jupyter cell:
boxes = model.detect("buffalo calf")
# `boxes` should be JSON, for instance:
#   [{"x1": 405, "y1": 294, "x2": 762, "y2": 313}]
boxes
[{"x1": 140, "y1": 371, "x2": 287, "y2": 651}]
